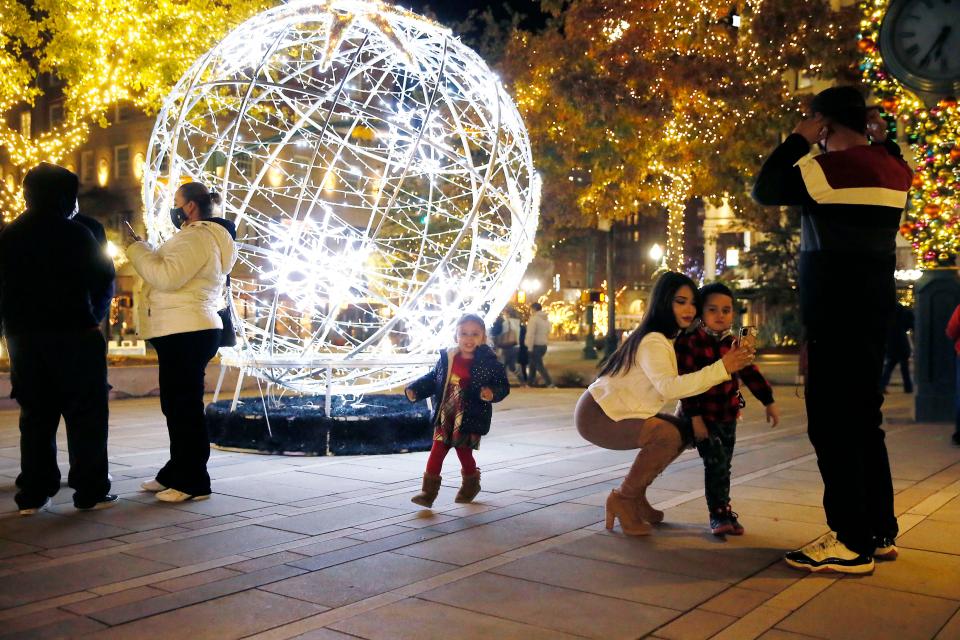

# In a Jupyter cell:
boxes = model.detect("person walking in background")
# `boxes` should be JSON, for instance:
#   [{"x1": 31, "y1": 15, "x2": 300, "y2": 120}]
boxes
[
  {"x1": 525, "y1": 302, "x2": 555, "y2": 388},
  {"x1": 496, "y1": 306, "x2": 525, "y2": 386},
  {"x1": 880, "y1": 302, "x2": 913, "y2": 394},
  {"x1": 406, "y1": 314, "x2": 510, "y2": 507},
  {"x1": 575, "y1": 272, "x2": 756, "y2": 536},
  {"x1": 125, "y1": 182, "x2": 237, "y2": 503},
  {"x1": 753, "y1": 86, "x2": 913, "y2": 573},
  {"x1": 946, "y1": 303, "x2": 960, "y2": 447},
  {"x1": 0, "y1": 163, "x2": 117, "y2": 514},
  {"x1": 675, "y1": 282, "x2": 780, "y2": 536}
]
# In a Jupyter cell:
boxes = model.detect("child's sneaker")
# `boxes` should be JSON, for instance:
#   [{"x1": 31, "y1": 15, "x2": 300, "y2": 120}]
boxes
[
  {"x1": 873, "y1": 536, "x2": 898, "y2": 560},
  {"x1": 784, "y1": 531, "x2": 874, "y2": 574},
  {"x1": 710, "y1": 507, "x2": 733, "y2": 536},
  {"x1": 725, "y1": 504, "x2": 745, "y2": 535}
]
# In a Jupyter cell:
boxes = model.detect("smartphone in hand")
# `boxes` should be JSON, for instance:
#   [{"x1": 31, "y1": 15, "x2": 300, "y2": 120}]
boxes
[
  {"x1": 737, "y1": 326, "x2": 757, "y2": 351},
  {"x1": 123, "y1": 220, "x2": 142, "y2": 242}
]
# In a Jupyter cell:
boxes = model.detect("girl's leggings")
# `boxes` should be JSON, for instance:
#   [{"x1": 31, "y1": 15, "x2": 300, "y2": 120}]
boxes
[{"x1": 426, "y1": 441, "x2": 477, "y2": 475}]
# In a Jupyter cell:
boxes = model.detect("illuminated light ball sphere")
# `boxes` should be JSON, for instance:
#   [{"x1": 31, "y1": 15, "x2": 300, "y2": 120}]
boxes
[{"x1": 142, "y1": 0, "x2": 540, "y2": 395}]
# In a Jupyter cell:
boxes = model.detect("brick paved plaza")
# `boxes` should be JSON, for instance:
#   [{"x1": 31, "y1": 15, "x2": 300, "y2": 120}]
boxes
[{"x1": 0, "y1": 385, "x2": 958, "y2": 639}]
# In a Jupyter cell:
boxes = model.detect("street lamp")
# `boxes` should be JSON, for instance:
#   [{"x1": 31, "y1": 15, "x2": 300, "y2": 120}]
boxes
[{"x1": 649, "y1": 243, "x2": 664, "y2": 263}]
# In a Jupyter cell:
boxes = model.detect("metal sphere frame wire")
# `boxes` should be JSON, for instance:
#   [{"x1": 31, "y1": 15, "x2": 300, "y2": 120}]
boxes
[{"x1": 141, "y1": 0, "x2": 540, "y2": 396}]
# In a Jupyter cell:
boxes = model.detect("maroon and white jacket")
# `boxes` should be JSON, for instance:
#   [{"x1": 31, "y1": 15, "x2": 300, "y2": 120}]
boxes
[{"x1": 752, "y1": 134, "x2": 913, "y2": 335}]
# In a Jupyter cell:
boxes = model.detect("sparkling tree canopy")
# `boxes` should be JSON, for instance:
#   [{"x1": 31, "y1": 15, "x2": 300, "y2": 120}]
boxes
[{"x1": 142, "y1": 0, "x2": 540, "y2": 394}]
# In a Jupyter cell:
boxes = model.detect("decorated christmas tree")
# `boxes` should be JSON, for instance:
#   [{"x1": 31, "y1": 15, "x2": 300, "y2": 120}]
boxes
[{"x1": 859, "y1": 0, "x2": 960, "y2": 267}]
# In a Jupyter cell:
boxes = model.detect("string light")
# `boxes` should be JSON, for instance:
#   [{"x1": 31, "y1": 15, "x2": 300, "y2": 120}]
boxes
[
  {"x1": 860, "y1": 0, "x2": 960, "y2": 268},
  {"x1": 143, "y1": 0, "x2": 540, "y2": 395},
  {"x1": 0, "y1": 0, "x2": 267, "y2": 221},
  {"x1": 506, "y1": 0, "x2": 858, "y2": 271}
]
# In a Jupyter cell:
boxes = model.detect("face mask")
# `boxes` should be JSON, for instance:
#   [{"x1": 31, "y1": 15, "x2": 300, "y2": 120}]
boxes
[{"x1": 169, "y1": 206, "x2": 187, "y2": 229}]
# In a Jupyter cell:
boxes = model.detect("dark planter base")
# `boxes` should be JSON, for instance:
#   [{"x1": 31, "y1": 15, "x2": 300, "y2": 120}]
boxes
[{"x1": 205, "y1": 394, "x2": 434, "y2": 456}]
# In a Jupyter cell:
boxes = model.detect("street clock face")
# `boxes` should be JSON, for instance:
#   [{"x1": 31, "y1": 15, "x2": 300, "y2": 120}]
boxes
[{"x1": 880, "y1": 0, "x2": 960, "y2": 98}]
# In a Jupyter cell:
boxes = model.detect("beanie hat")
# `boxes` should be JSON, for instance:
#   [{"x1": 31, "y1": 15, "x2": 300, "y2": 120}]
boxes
[{"x1": 810, "y1": 86, "x2": 867, "y2": 134}]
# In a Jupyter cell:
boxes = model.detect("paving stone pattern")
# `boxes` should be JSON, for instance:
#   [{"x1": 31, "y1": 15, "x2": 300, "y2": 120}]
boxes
[{"x1": 0, "y1": 383, "x2": 958, "y2": 639}]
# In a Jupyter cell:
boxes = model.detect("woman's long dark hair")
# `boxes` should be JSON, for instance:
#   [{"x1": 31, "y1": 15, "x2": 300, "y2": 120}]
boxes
[{"x1": 597, "y1": 271, "x2": 699, "y2": 378}]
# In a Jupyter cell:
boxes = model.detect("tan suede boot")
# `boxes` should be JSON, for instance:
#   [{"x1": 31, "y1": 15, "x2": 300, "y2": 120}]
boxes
[
  {"x1": 619, "y1": 420, "x2": 683, "y2": 525},
  {"x1": 454, "y1": 469, "x2": 481, "y2": 503},
  {"x1": 627, "y1": 492, "x2": 665, "y2": 524},
  {"x1": 605, "y1": 489, "x2": 653, "y2": 536},
  {"x1": 411, "y1": 473, "x2": 442, "y2": 507}
]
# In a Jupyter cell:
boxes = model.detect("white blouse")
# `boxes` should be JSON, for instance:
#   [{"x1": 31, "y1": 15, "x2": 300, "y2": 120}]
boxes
[{"x1": 588, "y1": 332, "x2": 730, "y2": 421}]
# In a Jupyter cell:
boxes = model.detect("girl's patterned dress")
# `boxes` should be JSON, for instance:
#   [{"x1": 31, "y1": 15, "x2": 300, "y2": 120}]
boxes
[{"x1": 435, "y1": 353, "x2": 481, "y2": 450}]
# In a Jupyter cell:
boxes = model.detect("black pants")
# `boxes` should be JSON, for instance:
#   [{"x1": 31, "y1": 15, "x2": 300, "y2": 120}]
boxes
[
  {"x1": 696, "y1": 420, "x2": 737, "y2": 511},
  {"x1": 150, "y1": 329, "x2": 220, "y2": 496},
  {"x1": 880, "y1": 354, "x2": 912, "y2": 392},
  {"x1": 528, "y1": 345, "x2": 553, "y2": 386},
  {"x1": 7, "y1": 330, "x2": 110, "y2": 509},
  {"x1": 805, "y1": 325, "x2": 898, "y2": 555}
]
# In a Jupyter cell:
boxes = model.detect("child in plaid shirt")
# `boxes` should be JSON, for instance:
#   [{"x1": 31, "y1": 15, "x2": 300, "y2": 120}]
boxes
[{"x1": 675, "y1": 283, "x2": 780, "y2": 536}]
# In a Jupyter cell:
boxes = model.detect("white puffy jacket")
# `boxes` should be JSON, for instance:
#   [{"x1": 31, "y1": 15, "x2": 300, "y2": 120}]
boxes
[{"x1": 126, "y1": 220, "x2": 238, "y2": 340}]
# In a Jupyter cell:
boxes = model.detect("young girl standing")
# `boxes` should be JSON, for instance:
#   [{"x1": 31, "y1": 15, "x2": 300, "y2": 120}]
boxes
[
  {"x1": 575, "y1": 272, "x2": 755, "y2": 535},
  {"x1": 406, "y1": 314, "x2": 510, "y2": 507}
]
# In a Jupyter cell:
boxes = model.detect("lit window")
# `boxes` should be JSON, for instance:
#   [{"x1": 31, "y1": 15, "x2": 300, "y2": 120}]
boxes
[
  {"x1": 19, "y1": 111, "x2": 31, "y2": 138},
  {"x1": 49, "y1": 102, "x2": 65, "y2": 128},
  {"x1": 81, "y1": 151, "x2": 95, "y2": 184},
  {"x1": 115, "y1": 145, "x2": 131, "y2": 180},
  {"x1": 235, "y1": 153, "x2": 253, "y2": 178}
]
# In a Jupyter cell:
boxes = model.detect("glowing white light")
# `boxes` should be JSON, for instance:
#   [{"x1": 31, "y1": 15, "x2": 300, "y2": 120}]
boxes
[
  {"x1": 106, "y1": 240, "x2": 120, "y2": 259},
  {"x1": 894, "y1": 269, "x2": 922, "y2": 281},
  {"x1": 521, "y1": 278, "x2": 542, "y2": 293},
  {"x1": 142, "y1": 0, "x2": 540, "y2": 395},
  {"x1": 725, "y1": 248, "x2": 740, "y2": 267},
  {"x1": 649, "y1": 243, "x2": 664, "y2": 263}
]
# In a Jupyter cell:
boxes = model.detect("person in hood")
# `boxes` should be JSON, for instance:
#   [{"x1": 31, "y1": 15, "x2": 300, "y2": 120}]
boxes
[
  {"x1": 0, "y1": 162, "x2": 117, "y2": 514},
  {"x1": 125, "y1": 181, "x2": 237, "y2": 503}
]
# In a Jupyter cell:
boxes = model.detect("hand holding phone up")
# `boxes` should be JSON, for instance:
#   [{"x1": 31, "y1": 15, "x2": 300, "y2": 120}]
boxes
[{"x1": 123, "y1": 220, "x2": 142, "y2": 244}]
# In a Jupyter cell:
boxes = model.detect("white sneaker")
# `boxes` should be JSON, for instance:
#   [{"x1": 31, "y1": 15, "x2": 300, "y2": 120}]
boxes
[
  {"x1": 784, "y1": 531, "x2": 874, "y2": 574},
  {"x1": 140, "y1": 479, "x2": 167, "y2": 492},
  {"x1": 18, "y1": 497, "x2": 52, "y2": 516},
  {"x1": 156, "y1": 488, "x2": 210, "y2": 503}
]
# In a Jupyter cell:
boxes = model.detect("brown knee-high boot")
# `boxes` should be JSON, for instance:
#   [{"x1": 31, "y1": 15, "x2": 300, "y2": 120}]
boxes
[
  {"x1": 617, "y1": 420, "x2": 684, "y2": 525},
  {"x1": 455, "y1": 469, "x2": 481, "y2": 503},
  {"x1": 411, "y1": 473, "x2": 442, "y2": 507}
]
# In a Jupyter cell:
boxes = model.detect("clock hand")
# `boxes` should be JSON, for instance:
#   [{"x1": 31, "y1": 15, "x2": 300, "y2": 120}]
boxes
[{"x1": 918, "y1": 25, "x2": 952, "y2": 68}]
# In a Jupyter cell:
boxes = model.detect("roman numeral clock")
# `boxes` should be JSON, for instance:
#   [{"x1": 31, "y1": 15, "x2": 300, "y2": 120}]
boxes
[{"x1": 879, "y1": 0, "x2": 960, "y2": 103}]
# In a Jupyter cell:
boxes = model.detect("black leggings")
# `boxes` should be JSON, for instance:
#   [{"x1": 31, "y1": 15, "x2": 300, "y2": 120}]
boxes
[{"x1": 150, "y1": 329, "x2": 221, "y2": 495}]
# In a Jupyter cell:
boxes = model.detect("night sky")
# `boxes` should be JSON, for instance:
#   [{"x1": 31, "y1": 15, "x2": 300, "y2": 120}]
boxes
[{"x1": 394, "y1": 0, "x2": 547, "y2": 28}]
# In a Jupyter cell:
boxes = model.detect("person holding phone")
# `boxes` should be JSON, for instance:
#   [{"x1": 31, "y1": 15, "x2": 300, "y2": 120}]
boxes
[
  {"x1": 753, "y1": 86, "x2": 913, "y2": 574},
  {"x1": 575, "y1": 272, "x2": 756, "y2": 536},
  {"x1": 124, "y1": 182, "x2": 237, "y2": 503},
  {"x1": 675, "y1": 282, "x2": 779, "y2": 536}
]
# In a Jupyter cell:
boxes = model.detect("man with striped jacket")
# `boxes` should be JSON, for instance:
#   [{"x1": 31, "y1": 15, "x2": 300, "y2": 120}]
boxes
[{"x1": 753, "y1": 86, "x2": 913, "y2": 574}]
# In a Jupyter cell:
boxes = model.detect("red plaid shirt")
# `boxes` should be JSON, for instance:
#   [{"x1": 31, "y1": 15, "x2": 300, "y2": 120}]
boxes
[{"x1": 674, "y1": 326, "x2": 774, "y2": 423}]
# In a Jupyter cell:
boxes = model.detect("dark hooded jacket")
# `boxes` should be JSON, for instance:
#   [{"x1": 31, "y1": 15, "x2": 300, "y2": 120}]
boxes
[{"x1": 0, "y1": 164, "x2": 115, "y2": 336}]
